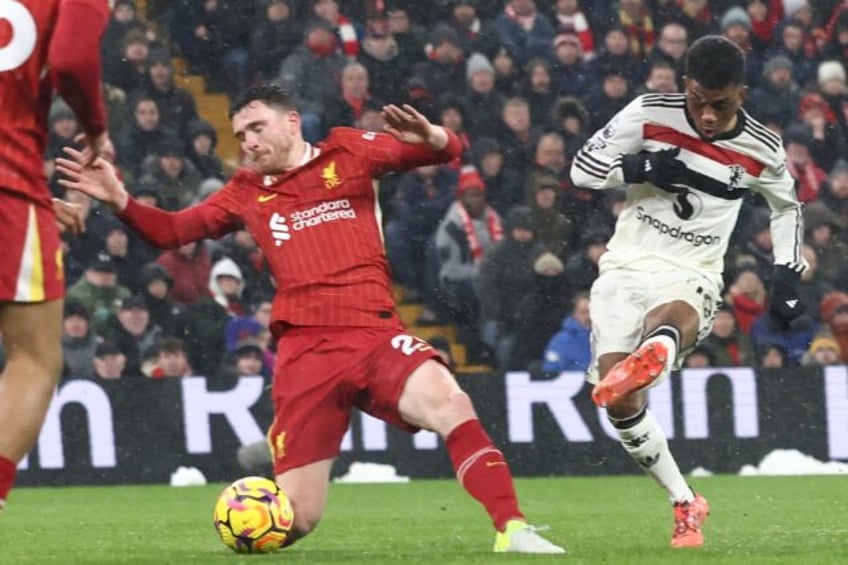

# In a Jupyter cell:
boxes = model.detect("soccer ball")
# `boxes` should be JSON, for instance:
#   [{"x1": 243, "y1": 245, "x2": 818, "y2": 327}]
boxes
[{"x1": 213, "y1": 476, "x2": 295, "y2": 553}]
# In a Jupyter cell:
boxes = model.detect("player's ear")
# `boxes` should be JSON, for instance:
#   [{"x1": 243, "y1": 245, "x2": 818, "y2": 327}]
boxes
[
  {"x1": 736, "y1": 85, "x2": 748, "y2": 105},
  {"x1": 287, "y1": 110, "x2": 301, "y2": 137}
]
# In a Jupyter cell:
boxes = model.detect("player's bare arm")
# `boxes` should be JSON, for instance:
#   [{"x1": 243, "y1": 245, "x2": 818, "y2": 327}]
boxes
[
  {"x1": 381, "y1": 103, "x2": 449, "y2": 150},
  {"x1": 55, "y1": 147, "x2": 129, "y2": 213}
]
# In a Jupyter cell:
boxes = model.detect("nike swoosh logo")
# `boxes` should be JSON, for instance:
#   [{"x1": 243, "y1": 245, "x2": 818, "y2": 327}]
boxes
[
  {"x1": 485, "y1": 461, "x2": 506, "y2": 467},
  {"x1": 257, "y1": 193, "x2": 278, "y2": 203}
]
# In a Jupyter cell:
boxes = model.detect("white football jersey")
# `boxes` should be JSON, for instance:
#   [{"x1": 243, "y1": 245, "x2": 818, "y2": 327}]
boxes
[{"x1": 570, "y1": 93, "x2": 805, "y2": 276}]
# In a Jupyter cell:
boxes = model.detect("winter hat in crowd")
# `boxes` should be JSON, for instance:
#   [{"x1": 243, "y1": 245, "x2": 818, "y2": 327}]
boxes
[
  {"x1": 429, "y1": 24, "x2": 460, "y2": 49},
  {"x1": 552, "y1": 33, "x2": 581, "y2": 50},
  {"x1": 763, "y1": 55, "x2": 793, "y2": 76},
  {"x1": 466, "y1": 52, "x2": 494, "y2": 80},
  {"x1": 831, "y1": 159, "x2": 848, "y2": 177},
  {"x1": 798, "y1": 92, "x2": 838, "y2": 125},
  {"x1": 456, "y1": 164, "x2": 486, "y2": 194},
  {"x1": 818, "y1": 60, "x2": 846, "y2": 87},
  {"x1": 88, "y1": 251, "x2": 117, "y2": 274},
  {"x1": 471, "y1": 137, "x2": 501, "y2": 162},
  {"x1": 804, "y1": 201, "x2": 846, "y2": 233},
  {"x1": 783, "y1": 0, "x2": 809, "y2": 17},
  {"x1": 783, "y1": 123, "x2": 813, "y2": 149},
  {"x1": 49, "y1": 100, "x2": 74, "y2": 124},
  {"x1": 120, "y1": 294, "x2": 148, "y2": 311},
  {"x1": 235, "y1": 338, "x2": 264, "y2": 358},
  {"x1": 505, "y1": 205, "x2": 535, "y2": 232},
  {"x1": 196, "y1": 178, "x2": 225, "y2": 203},
  {"x1": 187, "y1": 119, "x2": 218, "y2": 148},
  {"x1": 225, "y1": 316, "x2": 263, "y2": 351},
  {"x1": 720, "y1": 7, "x2": 752, "y2": 32},
  {"x1": 533, "y1": 252, "x2": 565, "y2": 276},
  {"x1": 809, "y1": 336, "x2": 841, "y2": 356},
  {"x1": 64, "y1": 300, "x2": 90, "y2": 321}
]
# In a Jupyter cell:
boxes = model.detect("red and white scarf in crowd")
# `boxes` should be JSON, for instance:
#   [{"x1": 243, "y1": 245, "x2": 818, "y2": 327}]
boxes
[
  {"x1": 337, "y1": 15, "x2": 360, "y2": 57},
  {"x1": 556, "y1": 11, "x2": 594, "y2": 53},
  {"x1": 457, "y1": 203, "x2": 503, "y2": 264}
]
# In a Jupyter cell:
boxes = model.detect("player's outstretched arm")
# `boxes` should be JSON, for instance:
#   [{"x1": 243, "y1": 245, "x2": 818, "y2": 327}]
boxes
[
  {"x1": 56, "y1": 147, "x2": 238, "y2": 249},
  {"x1": 56, "y1": 148, "x2": 128, "y2": 213}
]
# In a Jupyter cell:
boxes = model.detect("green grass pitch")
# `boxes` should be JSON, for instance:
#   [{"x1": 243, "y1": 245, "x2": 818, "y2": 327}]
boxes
[{"x1": 2, "y1": 475, "x2": 846, "y2": 564}]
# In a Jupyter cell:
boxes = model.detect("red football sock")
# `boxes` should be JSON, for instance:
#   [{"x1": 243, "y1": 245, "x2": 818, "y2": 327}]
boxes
[
  {"x1": 0, "y1": 455, "x2": 17, "y2": 505},
  {"x1": 445, "y1": 419, "x2": 524, "y2": 531}
]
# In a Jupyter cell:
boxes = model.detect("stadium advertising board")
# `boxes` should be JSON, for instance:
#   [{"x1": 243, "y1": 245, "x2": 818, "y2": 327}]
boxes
[{"x1": 16, "y1": 367, "x2": 848, "y2": 486}]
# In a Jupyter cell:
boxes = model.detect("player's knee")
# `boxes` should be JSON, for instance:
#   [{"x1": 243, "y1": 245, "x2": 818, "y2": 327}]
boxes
[{"x1": 434, "y1": 390, "x2": 476, "y2": 434}]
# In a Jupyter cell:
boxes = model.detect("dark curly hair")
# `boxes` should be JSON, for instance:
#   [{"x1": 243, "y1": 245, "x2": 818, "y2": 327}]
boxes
[{"x1": 685, "y1": 35, "x2": 746, "y2": 89}]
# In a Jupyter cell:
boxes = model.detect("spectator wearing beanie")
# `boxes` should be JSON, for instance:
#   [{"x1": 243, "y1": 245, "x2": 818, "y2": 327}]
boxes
[
  {"x1": 66, "y1": 252, "x2": 133, "y2": 333},
  {"x1": 802, "y1": 334, "x2": 842, "y2": 366},
  {"x1": 138, "y1": 138, "x2": 203, "y2": 211},
  {"x1": 720, "y1": 6, "x2": 763, "y2": 86},
  {"x1": 62, "y1": 300, "x2": 99, "y2": 378},
  {"x1": 186, "y1": 120, "x2": 224, "y2": 181},
  {"x1": 462, "y1": 52, "x2": 504, "y2": 139},
  {"x1": 747, "y1": 55, "x2": 800, "y2": 129},
  {"x1": 470, "y1": 136, "x2": 523, "y2": 217},
  {"x1": 817, "y1": 60, "x2": 848, "y2": 139},
  {"x1": 479, "y1": 205, "x2": 546, "y2": 369},
  {"x1": 550, "y1": 33, "x2": 590, "y2": 98},
  {"x1": 414, "y1": 24, "x2": 466, "y2": 97},
  {"x1": 138, "y1": 262, "x2": 187, "y2": 338},
  {"x1": 434, "y1": 165, "x2": 503, "y2": 363}
]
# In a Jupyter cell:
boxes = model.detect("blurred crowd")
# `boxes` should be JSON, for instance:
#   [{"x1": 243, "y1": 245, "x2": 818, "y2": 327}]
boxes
[{"x1": 30, "y1": 0, "x2": 848, "y2": 381}]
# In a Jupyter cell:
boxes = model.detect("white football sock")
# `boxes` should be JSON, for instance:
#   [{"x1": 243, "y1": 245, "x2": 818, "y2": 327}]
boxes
[{"x1": 612, "y1": 408, "x2": 694, "y2": 504}]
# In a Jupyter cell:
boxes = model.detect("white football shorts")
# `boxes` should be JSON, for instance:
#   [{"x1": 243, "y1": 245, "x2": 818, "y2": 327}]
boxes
[{"x1": 586, "y1": 268, "x2": 722, "y2": 383}]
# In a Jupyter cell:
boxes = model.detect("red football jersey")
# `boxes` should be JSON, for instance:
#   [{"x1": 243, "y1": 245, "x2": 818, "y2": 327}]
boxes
[
  {"x1": 118, "y1": 127, "x2": 462, "y2": 331},
  {"x1": 0, "y1": 0, "x2": 108, "y2": 205}
]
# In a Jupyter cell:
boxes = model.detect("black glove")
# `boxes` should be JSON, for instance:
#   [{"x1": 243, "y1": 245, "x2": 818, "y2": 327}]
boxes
[
  {"x1": 621, "y1": 148, "x2": 691, "y2": 193},
  {"x1": 769, "y1": 265, "x2": 806, "y2": 329}
]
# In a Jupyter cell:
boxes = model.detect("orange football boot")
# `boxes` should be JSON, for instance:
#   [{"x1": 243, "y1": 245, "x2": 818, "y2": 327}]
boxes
[
  {"x1": 592, "y1": 342, "x2": 669, "y2": 407},
  {"x1": 671, "y1": 493, "x2": 710, "y2": 548}
]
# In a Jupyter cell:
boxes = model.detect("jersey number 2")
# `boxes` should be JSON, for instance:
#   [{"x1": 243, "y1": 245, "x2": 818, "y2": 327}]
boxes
[
  {"x1": 390, "y1": 334, "x2": 429, "y2": 356},
  {"x1": 0, "y1": 0, "x2": 37, "y2": 72}
]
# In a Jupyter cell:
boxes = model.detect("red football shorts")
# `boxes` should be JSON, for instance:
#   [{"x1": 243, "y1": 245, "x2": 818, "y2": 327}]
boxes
[
  {"x1": 267, "y1": 324, "x2": 446, "y2": 475},
  {"x1": 0, "y1": 189, "x2": 64, "y2": 302}
]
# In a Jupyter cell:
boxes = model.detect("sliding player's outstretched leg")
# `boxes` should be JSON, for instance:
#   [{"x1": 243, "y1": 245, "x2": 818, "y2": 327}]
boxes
[{"x1": 399, "y1": 359, "x2": 566, "y2": 554}]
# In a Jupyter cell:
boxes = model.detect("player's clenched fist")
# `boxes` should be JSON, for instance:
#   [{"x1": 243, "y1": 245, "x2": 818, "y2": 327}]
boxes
[{"x1": 621, "y1": 147, "x2": 691, "y2": 193}]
